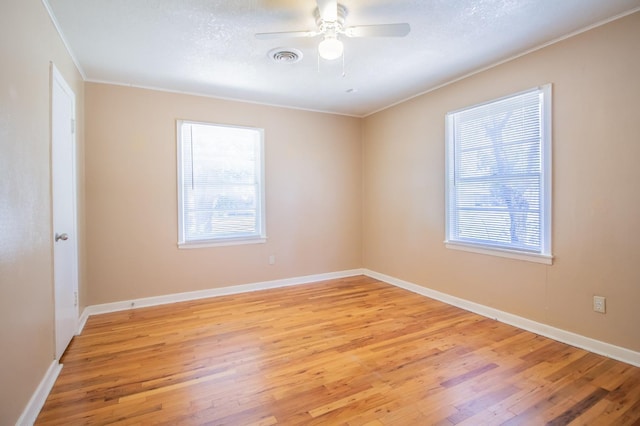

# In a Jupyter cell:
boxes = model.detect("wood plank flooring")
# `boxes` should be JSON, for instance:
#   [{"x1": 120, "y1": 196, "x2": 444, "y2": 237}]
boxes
[{"x1": 37, "y1": 276, "x2": 640, "y2": 425}]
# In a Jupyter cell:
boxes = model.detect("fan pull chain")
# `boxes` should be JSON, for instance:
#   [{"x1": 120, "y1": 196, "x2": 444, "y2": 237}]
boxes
[{"x1": 315, "y1": 49, "x2": 346, "y2": 77}]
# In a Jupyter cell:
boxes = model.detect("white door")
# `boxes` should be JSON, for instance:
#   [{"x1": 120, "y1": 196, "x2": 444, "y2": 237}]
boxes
[{"x1": 51, "y1": 64, "x2": 79, "y2": 360}]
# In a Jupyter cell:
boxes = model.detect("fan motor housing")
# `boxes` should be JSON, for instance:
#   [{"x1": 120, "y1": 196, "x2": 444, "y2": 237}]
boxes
[{"x1": 315, "y1": 3, "x2": 347, "y2": 31}]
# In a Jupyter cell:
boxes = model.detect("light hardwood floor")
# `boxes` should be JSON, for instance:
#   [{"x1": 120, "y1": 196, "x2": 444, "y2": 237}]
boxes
[{"x1": 37, "y1": 276, "x2": 640, "y2": 425}]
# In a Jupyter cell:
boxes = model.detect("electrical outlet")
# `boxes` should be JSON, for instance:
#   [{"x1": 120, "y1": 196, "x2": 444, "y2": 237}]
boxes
[
  {"x1": 268, "y1": 254, "x2": 276, "y2": 265},
  {"x1": 593, "y1": 296, "x2": 606, "y2": 314}
]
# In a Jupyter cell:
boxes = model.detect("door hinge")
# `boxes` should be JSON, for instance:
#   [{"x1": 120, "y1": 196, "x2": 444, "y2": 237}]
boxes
[
  {"x1": 71, "y1": 118, "x2": 76, "y2": 135},
  {"x1": 74, "y1": 291, "x2": 78, "y2": 307}
]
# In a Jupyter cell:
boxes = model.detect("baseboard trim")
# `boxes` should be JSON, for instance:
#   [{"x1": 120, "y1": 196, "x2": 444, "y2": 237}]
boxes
[
  {"x1": 16, "y1": 360, "x2": 62, "y2": 426},
  {"x1": 80, "y1": 268, "x2": 366, "y2": 323},
  {"x1": 26, "y1": 268, "x2": 639, "y2": 425},
  {"x1": 364, "y1": 269, "x2": 640, "y2": 368}
]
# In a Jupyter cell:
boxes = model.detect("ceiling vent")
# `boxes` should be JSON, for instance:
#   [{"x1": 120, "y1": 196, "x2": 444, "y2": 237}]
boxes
[{"x1": 268, "y1": 48, "x2": 303, "y2": 64}]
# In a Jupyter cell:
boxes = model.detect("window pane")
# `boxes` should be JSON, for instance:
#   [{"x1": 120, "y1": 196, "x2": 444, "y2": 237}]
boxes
[
  {"x1": 446, "y1": 86, "x2": 551, "y2": 257},
  {"x1": 178, "y1": 121, "x2": 264, "y2": 245}
]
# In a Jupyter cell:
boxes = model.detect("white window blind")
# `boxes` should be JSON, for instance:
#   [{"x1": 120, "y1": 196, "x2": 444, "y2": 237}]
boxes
[
  {"x1": 178, "y1": 120, "x2": 265, "y2": 247},
  {"x1": 445, "y1": 85, "x2": 552, "y2": 263}
]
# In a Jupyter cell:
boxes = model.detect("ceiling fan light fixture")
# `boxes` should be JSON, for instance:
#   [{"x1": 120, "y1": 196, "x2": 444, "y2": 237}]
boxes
[{"x1": 318, "y1": 36, "x2": 343, "y2": 60}]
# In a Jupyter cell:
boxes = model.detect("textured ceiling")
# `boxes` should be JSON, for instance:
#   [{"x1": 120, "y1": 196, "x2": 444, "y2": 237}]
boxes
[{"x1": 46, "y1": 0, "x2": 640, "y2": 116}]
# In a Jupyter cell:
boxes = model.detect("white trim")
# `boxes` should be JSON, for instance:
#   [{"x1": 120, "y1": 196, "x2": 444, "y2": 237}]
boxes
[
  {"x1": 541, "y1": 83, "x2": 553, "y2": 256},
  {"x1": 85, "y1": 78, "x2": 362, "y2": 118},
  {"x1": 364, "y1": 6, "x2": 640, "y2": 117},
  {"x1": 41, "y1": 0, "x2": 87, "y2": 80},
  {"x1": 445, "y1": 242, "x2": 553, "y2": 265},
  {"x1": 27, "y1": 267, "x2": 639, "y2": 424},
  {"x1": 81, "y1": 269, "x2": 365, "y2": 318},
  {"x1": 363, "y1": 269, "x2": 640, "y2": 367},
  {"x1": 176, "y1": 120, "x2": 266, "y2": 246},
  {"x1": 444, "y1": 84, "x2": 552, "y2": 264},
  {"x1": 56, "y1": 6, "x2": 640, "y2": 119},
  {"x1": 79, "y1": 268, "x2": 640, "y2": 368},
  {"x1": 178, "y1": 237, "x2": 267, "y2": 249},
  {"x1": 77, "y1": 309, "x2": 90, "y2": 335},
  {"x1": 446, "y1": 85, "x2": 545, "y2": 115},
  {"x1": 39, "y1": 0, "x2": 640, "y2": 119},
  {"x1": 16, "y1": 361, "x2": 62, "y2": 426}
]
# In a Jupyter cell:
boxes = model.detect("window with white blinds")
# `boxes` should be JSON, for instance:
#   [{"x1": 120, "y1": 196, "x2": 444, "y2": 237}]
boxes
[
  {"x1": 177, "y1": 120, "x2": 265, "y2": 247},
  {"x1": 445, "y1": 85, "x2": 552, "y2": 263}
]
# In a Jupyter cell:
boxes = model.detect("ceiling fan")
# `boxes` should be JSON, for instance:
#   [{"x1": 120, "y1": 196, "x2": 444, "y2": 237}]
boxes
[{"x1": 255, "y1": 0, "x2": 411, "y2": 61}]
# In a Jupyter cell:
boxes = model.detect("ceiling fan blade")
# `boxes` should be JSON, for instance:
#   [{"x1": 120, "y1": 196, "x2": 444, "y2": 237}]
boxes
[
  {"x1": 344, "y1": 23, "x2": 411, "y2": 38},
  {"x1": 316, "y1": 0, "x2": 337, "y2": 21},
  {"x1": 255, "y1": 30, "x2": 319, "y2": 39}
]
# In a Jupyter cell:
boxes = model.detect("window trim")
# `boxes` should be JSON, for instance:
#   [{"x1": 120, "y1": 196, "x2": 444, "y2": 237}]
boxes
[
  {"x1": 444, "y1": 84, "x2": 553, "y2": 264},
  {"x1": 176, "y1": 120, "x2": 266, "y2": 249}
]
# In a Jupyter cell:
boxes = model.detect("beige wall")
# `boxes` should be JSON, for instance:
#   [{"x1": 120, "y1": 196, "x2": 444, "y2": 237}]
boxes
[
  {"x1": 363, "y1": 12, "x2": 640, "y2": 352},
  {"x1": 0, "y1": 0, "x2": 85, "y2": 424},
  {"x1": 84, "y1": 84, "x2": 362, "y2": 304},
  {"x1": 3, "y1": 2, "x2": 639, "y2": 422}
]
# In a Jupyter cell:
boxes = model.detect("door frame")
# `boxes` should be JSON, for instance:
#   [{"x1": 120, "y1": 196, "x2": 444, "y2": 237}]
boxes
[{"x1": 50, "y1": 63, "x2": 79, "y2": 360}]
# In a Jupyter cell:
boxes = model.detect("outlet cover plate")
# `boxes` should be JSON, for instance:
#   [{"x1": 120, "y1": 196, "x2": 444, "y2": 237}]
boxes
[{"x1": 593, "y1": 295, "x2": 606, "y2": 314}]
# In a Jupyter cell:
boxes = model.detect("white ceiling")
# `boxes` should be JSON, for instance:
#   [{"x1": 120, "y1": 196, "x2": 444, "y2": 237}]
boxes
[{"x1": 46, "y1": 0, "x2": 640, "y2": 117}]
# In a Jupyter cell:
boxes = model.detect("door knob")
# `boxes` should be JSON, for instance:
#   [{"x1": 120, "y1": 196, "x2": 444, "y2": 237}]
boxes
[{"x1": 55, "y1": 233, "x2": 69, "y2": 242}]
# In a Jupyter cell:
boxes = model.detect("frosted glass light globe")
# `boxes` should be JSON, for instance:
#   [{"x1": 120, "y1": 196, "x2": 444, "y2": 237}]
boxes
[{"x1": 318, "y1": 37, "x2": 344, "y2": 60}]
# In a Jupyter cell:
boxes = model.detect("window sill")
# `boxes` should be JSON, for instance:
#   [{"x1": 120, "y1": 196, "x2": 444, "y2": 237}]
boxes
[
  {"x1": 179, "y1": 237, "x2": 267, "y2": 249},
  {"x1": 445, "y1": 241, "x2": 553, "y2": 265}
]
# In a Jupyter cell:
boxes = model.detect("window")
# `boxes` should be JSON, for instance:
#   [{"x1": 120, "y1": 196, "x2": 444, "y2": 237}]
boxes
[
  {"x1": 177, "y1": 120, "x2": 265, "y2": 247},
  {"x1": 445, "y1": 85, "x2": 552, "y2": 264}
]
